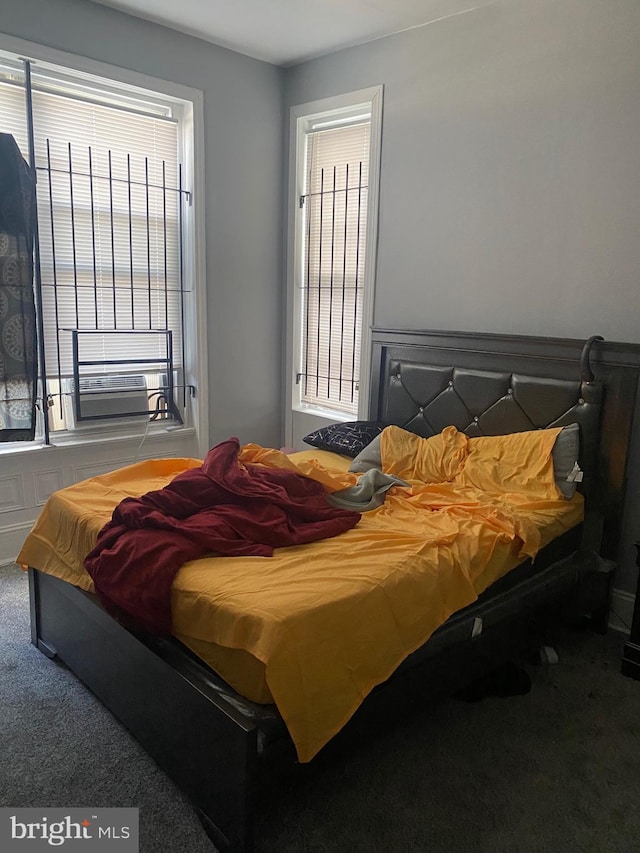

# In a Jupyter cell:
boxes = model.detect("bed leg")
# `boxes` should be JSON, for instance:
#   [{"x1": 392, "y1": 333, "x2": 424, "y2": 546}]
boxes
[
  {"x1": 28, "y1": 567, "x2": 58, "y2": 658},
  {"x1": 193, "y1": 746, "x2": 257, "y2": 853},
  {"x1": 586, "y1": 557, "x2": 616, "y2": 635},
  {"x1": 196, "y1": 802, "x2": 254, "y2": 853},
  {"x1": 28, "y1": 566, "x2": 40, "y2": 648}
]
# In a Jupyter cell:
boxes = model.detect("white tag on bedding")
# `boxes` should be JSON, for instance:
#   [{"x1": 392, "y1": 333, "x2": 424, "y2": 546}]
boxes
[
  {"x1": 567, "y1": 462, "x2": 583, "y2": 483},
  {"x1": 471, "y1": 617, "x2": 483, "y2": 638}
]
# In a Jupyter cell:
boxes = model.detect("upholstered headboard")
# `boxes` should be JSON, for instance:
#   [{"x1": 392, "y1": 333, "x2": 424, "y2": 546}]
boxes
[
  {"x1": 382, "y1": 363, "x2": 600, "y2": 432},
  {"x1": 383, "y1": 361, "x2": 600, "y2": 472},
  {"x1": 368, "y1": 329, "x2": 640, "y2": 562}
]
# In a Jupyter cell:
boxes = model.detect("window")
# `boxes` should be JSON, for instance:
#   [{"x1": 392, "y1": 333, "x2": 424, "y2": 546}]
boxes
[
  {"x1": 289, "y1": 87, "x2": 382, "y2": 420},
  {"x1": 0, "y1": 47, "x2": 201, "y2": 443}
]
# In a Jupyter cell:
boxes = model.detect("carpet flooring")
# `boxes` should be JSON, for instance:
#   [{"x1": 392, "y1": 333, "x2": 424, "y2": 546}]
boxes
[{"x1": 1, "y1": 563, "x2": 639, "y2": 853}]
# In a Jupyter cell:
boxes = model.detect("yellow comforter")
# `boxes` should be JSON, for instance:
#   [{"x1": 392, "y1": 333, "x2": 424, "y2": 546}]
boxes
[{"x1": 18, "y1": 426, "x2": 583, "y2": 762}]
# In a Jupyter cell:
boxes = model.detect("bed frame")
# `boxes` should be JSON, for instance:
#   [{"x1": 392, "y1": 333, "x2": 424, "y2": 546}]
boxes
[{"x1": 28, "y1": 329, "x2": 640, "y2": 852}]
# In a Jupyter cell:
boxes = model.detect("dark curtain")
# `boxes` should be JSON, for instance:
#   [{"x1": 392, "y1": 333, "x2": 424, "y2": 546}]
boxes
[{"x1": 0, "y1": 132, "x2": 38, "y2": 442}]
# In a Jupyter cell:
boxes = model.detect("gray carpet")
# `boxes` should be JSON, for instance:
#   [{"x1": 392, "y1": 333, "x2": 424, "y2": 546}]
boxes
[{"x1": 1, "y1": 562, "x2": 639, "y2": 853}]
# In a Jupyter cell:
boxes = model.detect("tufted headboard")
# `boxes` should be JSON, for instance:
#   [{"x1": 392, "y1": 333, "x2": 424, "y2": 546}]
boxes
[
  {"x1": 378, "y1": 353, "x2": 602, "y2": 494},
  {"x1": 368, "y1": 329, "x2": 640, "y2": 563}
]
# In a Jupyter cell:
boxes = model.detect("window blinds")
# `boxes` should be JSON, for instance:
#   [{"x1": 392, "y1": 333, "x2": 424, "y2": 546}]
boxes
[
  {"x1": 0, "y1": 66, "x2": 29, "y2": 155},
  {"x1": 0, "y1": 60, "x2": 182, "y2": 381},
  {"x1": 300, "y1": 119, "x2": 370, "y2": 415}
]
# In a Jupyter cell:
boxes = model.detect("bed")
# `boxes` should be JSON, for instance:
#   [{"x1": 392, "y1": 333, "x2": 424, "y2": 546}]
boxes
[{"x1": 19, "y1": 328, "x2": 640, "y2": 852}]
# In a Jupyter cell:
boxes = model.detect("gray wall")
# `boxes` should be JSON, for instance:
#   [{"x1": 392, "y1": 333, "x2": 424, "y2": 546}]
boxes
[
  {"x1": 285, "y1": 0, "x2": 640, "y2": 344},
  {"x1": 284, "y1": 0, "x2": 640, "y2": 598},
  {"x1": 1, "y1": 0, "x2": 284, "y2": 449}
]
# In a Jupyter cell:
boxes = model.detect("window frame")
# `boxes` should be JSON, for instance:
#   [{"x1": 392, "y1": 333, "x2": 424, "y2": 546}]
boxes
[
  {"x1": 0, "y1": 32, "x2": 208, "y2": 456},
  {"x1": 285, "y1": 86, "x2": 383, "y2": 438}
]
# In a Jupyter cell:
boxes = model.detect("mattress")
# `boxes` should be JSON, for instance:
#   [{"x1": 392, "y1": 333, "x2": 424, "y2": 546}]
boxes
[{"x1": 18, "y1": 429, "x2": 583, "y2": 761}]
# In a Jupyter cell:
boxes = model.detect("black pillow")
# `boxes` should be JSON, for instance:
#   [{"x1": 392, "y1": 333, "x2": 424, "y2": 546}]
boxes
[{"x1": 302, "y1": 421, "x2": 384, "y2": 458}]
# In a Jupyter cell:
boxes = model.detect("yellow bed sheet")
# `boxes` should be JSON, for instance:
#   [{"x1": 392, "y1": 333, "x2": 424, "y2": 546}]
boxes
[{"x1": 18, "y1": 427, "x2": 583, "y2": 762}]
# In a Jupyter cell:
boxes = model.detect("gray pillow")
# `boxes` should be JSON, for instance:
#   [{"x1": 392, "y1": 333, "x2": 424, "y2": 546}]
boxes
[
  {"x1": 552, "y1": 423, "x2": 580, "y2": 499},
  {"x1": 348, "y1": 433, "x2": 382, "y2": 473}
]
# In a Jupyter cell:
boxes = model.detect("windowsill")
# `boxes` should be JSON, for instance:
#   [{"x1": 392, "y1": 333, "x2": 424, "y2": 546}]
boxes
[
  {"x1": 0, "y1": 424, "x2": 196, "y2": 456},
  {"x1": 292, "y1": 403, "x2": 357, "y2": 423}
]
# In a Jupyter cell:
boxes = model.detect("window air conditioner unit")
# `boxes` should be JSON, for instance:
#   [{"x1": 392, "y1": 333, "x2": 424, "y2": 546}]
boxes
[{"x1": 63, "y1": 374, "x2": 149, "y2": 430}]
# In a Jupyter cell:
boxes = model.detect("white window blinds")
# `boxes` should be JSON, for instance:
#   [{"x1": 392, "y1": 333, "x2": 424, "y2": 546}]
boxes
[
  {"x1": 300, "y1": 118, "x2": 370, "y2": 415},
  {"x1": 0, "y1": 63, "x2": 28, "y2": 154},
  {"x1": 0, "y1": 58, "x2": 183, "y2": 382}
]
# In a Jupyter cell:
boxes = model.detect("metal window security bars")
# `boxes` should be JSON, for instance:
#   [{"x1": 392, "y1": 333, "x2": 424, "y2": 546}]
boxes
[
  {"x1": 298, "y1": 133, "x2": 369, "y2": 416},
  {"x1": 37, "y1": 142, "x2": 187, "y2": 430},
  {"x1": 12, "y1": 59, "x2": 190, "y2": 441}
]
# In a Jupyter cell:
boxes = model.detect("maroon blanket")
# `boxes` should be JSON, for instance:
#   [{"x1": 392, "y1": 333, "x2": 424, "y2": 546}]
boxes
[{"x1": 84, "y1": 438, "x2": 360, "y2": 634}]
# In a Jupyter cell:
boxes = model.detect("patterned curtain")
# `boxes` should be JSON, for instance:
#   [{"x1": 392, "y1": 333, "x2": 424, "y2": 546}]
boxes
[{"x1": 0, "y1": 133, "x2": 37, "y2": 442}]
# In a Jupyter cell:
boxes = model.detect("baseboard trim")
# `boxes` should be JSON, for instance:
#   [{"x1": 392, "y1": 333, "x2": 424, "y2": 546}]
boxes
[{"x1": 0, "y1": 520, "x2": 36, "y2": 568}]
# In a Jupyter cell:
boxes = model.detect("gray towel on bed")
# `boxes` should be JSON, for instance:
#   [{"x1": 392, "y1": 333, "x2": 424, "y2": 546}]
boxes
[{"x1": 326, "y1": 468, "x2": 409, "y2": 512}]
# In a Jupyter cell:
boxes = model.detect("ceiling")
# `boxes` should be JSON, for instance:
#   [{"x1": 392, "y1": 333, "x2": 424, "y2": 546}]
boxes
[{"x1": 89, "y1": 0, "x2": 499, "y2": 66}]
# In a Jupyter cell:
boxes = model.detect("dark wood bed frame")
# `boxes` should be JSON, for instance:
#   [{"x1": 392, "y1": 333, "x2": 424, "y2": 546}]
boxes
[{"x1": 27, "y1": 329, "x2": 640, "y2": 852}]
